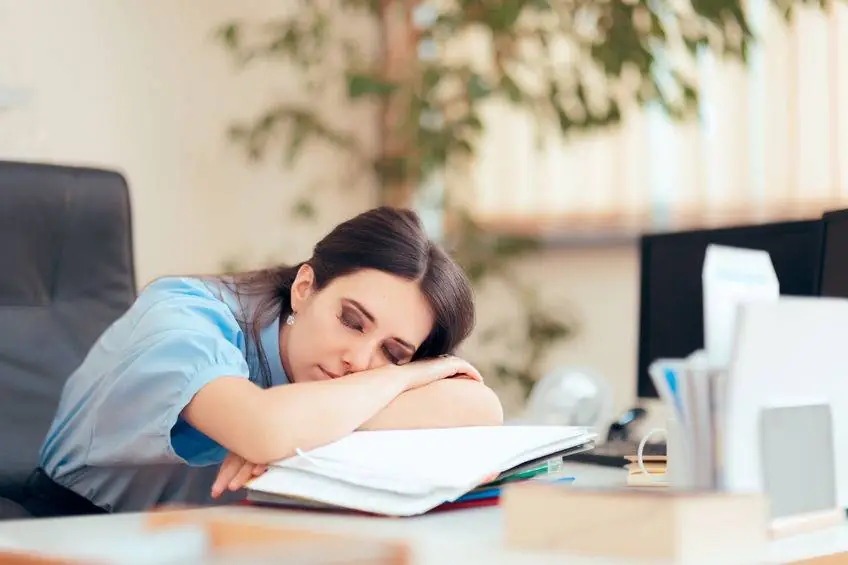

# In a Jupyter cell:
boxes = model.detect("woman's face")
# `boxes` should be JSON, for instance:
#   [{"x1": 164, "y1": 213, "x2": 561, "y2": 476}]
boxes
[{"x1": 279, "y1": 265, "x2": 435, "y2": 383}]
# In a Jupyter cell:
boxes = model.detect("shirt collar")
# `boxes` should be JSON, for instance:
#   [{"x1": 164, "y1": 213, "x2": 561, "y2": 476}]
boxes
[{"x1": 259, "y1": 313, "x2": 289, "y2": 386}]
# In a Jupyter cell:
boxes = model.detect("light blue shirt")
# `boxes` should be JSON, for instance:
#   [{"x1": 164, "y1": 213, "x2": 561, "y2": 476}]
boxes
[{"x1": 38, "y1": 276, "x2": 289, "y2": 512}]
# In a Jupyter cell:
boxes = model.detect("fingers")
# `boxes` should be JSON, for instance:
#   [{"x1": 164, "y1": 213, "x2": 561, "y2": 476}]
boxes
[
  {"x1": 458, "y1": 360, "x2": 484, "y2": 382},
  {"x1": 400, "y1": 355, "x2": 485, "y2": 390},
  {"x1": 211, "y1": 454, "x2": 242, "y2": 499},
  {"x1": 437, "y1": 356, "x2": 483, "y2": 382},
  {"x1": 211, "y1": 455, "x2": 268, "y2": 498},
  {"x1": 456, "y1": 368, "x2": 483, "y2": 382},
  {"x1": 228, "y1": 461, "x2": 258, "y2": 493}
]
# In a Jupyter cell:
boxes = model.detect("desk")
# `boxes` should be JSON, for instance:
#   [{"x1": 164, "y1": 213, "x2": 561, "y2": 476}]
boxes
[{"x1": 0, "y1": 463, "x2": 846, "y2": 565}]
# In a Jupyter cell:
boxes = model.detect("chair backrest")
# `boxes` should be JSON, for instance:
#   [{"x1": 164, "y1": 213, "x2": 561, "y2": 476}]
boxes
[{"x1": 0, "y1": 161, "x2": 136, "y2": 499}]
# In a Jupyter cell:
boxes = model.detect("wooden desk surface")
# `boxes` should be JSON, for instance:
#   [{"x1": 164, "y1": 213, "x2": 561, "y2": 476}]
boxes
[{"x1": 0, "y1": 463, "x2": 846, "y2": 565}]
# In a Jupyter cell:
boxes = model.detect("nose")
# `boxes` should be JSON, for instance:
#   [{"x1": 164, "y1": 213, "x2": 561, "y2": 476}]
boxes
[{"x1": 342, "y1": 339, "x2": 374, "y2": 375}]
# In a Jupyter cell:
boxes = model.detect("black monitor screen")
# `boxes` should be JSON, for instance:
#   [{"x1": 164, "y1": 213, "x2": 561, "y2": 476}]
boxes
[
  {"x1": 819, "y1": 209, "x2": 848, "y2": 298},
  {"x1": 637, "y1": 220, "x2": 823, "y2": 399}
]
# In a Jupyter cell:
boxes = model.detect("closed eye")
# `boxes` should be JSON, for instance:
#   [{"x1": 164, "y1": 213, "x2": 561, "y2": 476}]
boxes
[
  {"x1": 383, "y1": 347, "x2": 401, "y2": 364},
  {"x1": 339, "y1": 298, "x2": 416, "y2": 364},
  {"x1": 384, "y1": 341, "x2": 413, "y2": 365},
  {"x1": 339, "y1": 307, "x2": 364, "y2": 332}
]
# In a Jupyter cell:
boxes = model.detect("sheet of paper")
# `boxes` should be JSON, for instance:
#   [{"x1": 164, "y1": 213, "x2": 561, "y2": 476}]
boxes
[
  {"x1": 702, "y1": 244, "x2": 779, "y2": 369},
  {"x1": 249, "y1": 466, "x2": 474, "y2": 516},
  {"x1": 268, "y1": 425, "x2": 592, "y2": 491}
]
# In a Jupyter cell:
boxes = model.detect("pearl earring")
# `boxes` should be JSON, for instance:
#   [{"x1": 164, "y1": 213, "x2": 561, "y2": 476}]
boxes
[{"x1": 285, "y1": 313, "x2": 295, "y2": 326}]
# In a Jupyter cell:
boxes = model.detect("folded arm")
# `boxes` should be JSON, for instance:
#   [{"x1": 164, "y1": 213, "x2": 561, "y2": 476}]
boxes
[
  {"x1": 182, "y1": 348, "x2": 501, "y2": 467},
  {"x1": 182, "y1": 369, "x2": 409, "y2": 465},
  {"x1": 359, "y1": 378, "x2": 504, "y2": 430}
]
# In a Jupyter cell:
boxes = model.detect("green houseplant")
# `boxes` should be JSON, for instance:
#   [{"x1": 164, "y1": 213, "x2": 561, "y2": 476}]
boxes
[{"x1": 215, "y1": 0, "x2": 828, "y2": 400}]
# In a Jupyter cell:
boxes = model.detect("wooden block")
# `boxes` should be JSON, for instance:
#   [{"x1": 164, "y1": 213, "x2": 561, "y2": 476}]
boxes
[
  {"x1": 625, "y1": 472, "x2": 669, "y2": 488},
  {"x1": 0, "y1": 552, "x2": 76, "y2": 565},
  {"x1": 789, "y1": 552, "x2": 848, "y2": 564},
  {"x1": 770, "y1": 509, "x2": 846, "y2": 539},
  {"x1": 0, "y1": 509, "x2": 410, "y2": 565},
  {"x1": 502, "y1": 483, "x2": 769, "y2": 563},
  {"x1": 146, "y1": 507, "x2": 332, "y2": 547},
  {"x1": 145, "y1": 508, "x2": 411, "y2": 564}
]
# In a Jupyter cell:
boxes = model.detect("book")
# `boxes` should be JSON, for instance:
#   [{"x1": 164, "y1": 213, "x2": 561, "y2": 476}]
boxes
[
  {"x1": 503, "y1": 484, "x2": 769, "y2": 563},
  {"x1": 623, "y1": 454, "x2": 669, "y2": 487},
  {"x1": 245, "y1": 425, "x2": 595, "y2": 517}
]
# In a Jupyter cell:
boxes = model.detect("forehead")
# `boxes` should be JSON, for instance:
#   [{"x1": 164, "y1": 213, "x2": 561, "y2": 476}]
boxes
[{"x1": 322, "y1": 269, "x2": 434, "y2": 346}]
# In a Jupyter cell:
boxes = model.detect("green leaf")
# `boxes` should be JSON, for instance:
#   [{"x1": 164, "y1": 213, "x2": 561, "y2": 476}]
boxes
[
  {"x1": 468, "y1": 73, "x2": 493, "y2": 101},
  {"x1": 554, "y1": 106, "x2": 571, "y2": 134},
  {"x1": 267, "y1": 26, "x2": 299, "y2": 56},
  {"x1": 422, "y1": 66, "x2": 442, "y2": 92},
  {"x1": 479, "y1": 326, "x2": 501, "y2": 345},
  {"x1": 487, "y1": 1, "x2": 524, "y2": 31},
  {"x1": 340, "y1": 0, "x2": 381, "y2": 15},
  {"x1": 606, "y1": 100, "x2": 622, "y2": 124},
  {"x1": 291, "y1": 198, "x2": 316, "y2": 219},
  {"x1": 346, "y1": 73, "x2": 399, "y2": 99},
  {"x1": 373, "y1": 156, "x2": 409, "y2": 186},
  {"x1": 285, "y1": 116, "x2": 309, "y2": 165},
  {"x1": 493, "y1": 235, "x2": 540, "y2": 257},
  {"x1": 460, "y1": 112, "x2": 484, "y2": 132},
  {"x1": 216, "y1": 22, "x2": 241, "y2": 50},
  {"x1": 464, "y1": 260, "x2": 490, "y2": 284},
  {"x1": 453, "y1": 138, "x2": 474, "y2": 155},
  {"x1": 227, "y1": 124, "x2": 249, "y2": 142},
  {"x1": 493, "y1": 363, "x2": 517, "y2": 381},
  {"x1": 528, "y1": 311, "x2": 572, "y2": 344},
  {"x1": 433, "y1": 11, "x2": 465, "y2": 34},
  {"x1": 499, "y1": 73, "x2": 524, "y2": 104}
]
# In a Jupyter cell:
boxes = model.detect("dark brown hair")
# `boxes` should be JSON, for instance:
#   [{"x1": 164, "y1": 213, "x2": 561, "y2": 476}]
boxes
[{"x1": 220, "y1": 206, "x2": 475, "y2": 386}]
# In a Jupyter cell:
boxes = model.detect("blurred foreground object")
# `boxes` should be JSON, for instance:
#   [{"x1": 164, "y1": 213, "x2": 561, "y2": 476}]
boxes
[{"x1": 0, "y1": 507, "x2": 410, "y2": 565}]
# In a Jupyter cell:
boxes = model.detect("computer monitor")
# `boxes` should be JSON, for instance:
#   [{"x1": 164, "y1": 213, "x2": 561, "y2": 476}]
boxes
[
  {"x1": 637, "y1": 219, "x2": 824, "y2": 399},
  {"x1": 818, "y1": 209, "x2": 848, "y2": 298}
]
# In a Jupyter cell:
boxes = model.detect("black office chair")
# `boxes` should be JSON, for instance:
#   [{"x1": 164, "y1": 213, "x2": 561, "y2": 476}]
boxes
[{"x1": 0, "y1": 161, "x2": 137, "y2": 519}]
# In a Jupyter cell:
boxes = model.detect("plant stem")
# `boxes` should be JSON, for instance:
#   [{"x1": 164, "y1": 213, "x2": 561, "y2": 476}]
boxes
[{"x1": 377, "y1": 0, "x2": 420, "y2": 207}]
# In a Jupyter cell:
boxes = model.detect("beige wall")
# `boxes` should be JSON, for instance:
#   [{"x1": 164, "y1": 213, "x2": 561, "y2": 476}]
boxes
[
  {"x1": 0, "y1": 0, "x2": 380, "y2": 282},
  {"x1": 0, "y1": 0, "x2": 659, "y2": 423},
  {"x1": 521, "y1": 245, "x2": 642, "y2": 417},
  {"x1": 463, "y1": 244, "x2": 656, "y2": 422}
]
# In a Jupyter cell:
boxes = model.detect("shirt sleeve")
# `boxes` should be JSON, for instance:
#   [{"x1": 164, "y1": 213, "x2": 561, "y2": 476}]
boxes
[{"x1": 86, "y1": 277, "x2": 251, "y2": 467}]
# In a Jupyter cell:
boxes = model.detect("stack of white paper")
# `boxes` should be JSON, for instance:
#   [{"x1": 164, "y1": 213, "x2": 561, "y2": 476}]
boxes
[{"x1": 246, "y1": 425, "x2": 595, "y2": 516}]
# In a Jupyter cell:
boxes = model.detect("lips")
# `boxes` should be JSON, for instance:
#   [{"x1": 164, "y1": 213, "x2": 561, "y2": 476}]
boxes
[{"x1": 319, "y1": 366, "x2": 342, "y2": 380}]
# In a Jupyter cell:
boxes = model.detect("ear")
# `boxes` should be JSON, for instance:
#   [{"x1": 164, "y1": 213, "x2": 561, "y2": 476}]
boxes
[{"x1": 290, "y1": 263, "x2": 316, "y2": 314}]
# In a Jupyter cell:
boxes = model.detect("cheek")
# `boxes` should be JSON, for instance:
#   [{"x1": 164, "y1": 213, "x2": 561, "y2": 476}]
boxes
[{"x1": 291, "y1": 307, "x2": 343, "y2": 362}]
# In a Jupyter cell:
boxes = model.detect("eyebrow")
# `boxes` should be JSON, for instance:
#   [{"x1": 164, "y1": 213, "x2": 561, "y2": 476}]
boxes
[{"x1": 345, "y1": 298, "x2": 416, "y2": 352}]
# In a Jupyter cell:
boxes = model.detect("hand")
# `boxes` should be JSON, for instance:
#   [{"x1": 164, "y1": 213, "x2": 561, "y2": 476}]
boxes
[
  {"x1": 398, "y1": 355, "x2": 483, "y2": 391},
  {"x1": 211, "y1": 452, "x2": 267, "y2": 499}
]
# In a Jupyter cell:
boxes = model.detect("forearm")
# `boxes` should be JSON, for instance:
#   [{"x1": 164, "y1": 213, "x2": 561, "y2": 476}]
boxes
[
  {"x1": 360, "y1": 379, "x2": 504, "y2": 431},
  {"x1": 260, "y1": 370, "x2": 410, "y2": 459},
  {"x1": 183, "y1": 370, "x2": 408, "y2": 464}
]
